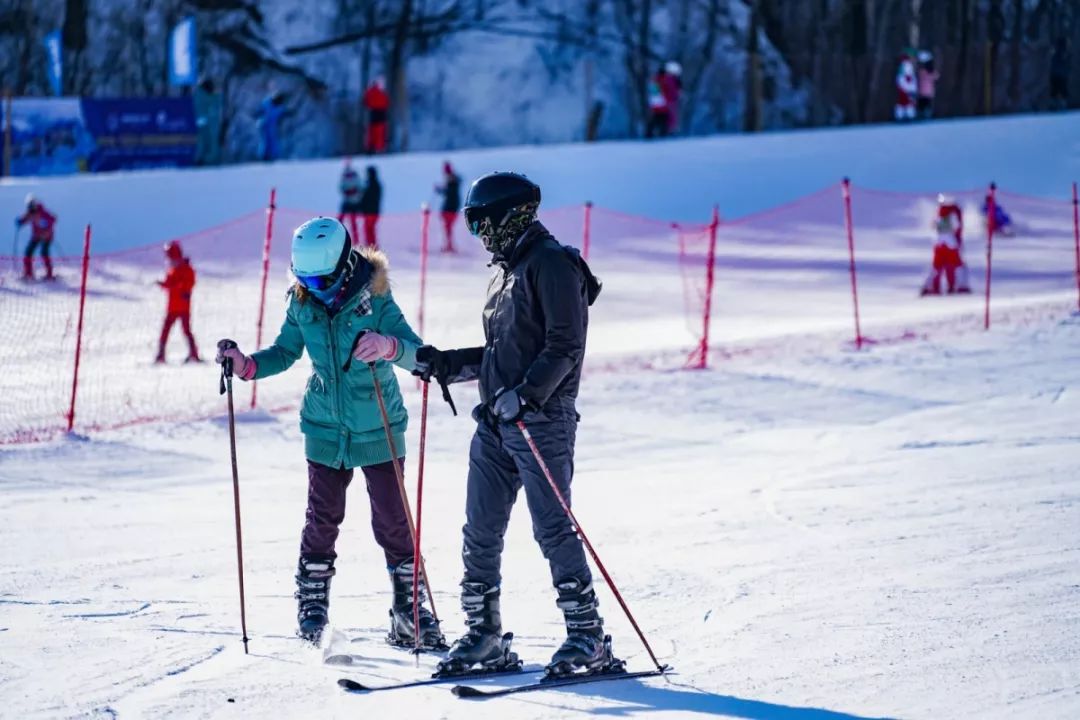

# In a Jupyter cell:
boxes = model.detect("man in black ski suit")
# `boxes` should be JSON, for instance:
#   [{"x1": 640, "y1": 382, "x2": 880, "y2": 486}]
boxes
[{"x1": 413, "y1": 172, "x2": 607, "y2": 676}]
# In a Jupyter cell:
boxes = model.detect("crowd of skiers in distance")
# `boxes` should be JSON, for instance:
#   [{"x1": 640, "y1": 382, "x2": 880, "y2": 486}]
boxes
[
  {"x1": 8, "y1": 160, "x2": 464, "y2": 364},
  {"x1": 188, "y1": 75, "x2": 393, "y2": 166},
  {"x1": 896, "y1": 40, "x2": 1071, "y2": 121}
]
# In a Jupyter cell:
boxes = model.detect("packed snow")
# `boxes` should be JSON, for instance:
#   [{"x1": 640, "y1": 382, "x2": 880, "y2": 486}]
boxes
[{"x1": 1, "y1": 115, "x2": 1079, "y2": 719}]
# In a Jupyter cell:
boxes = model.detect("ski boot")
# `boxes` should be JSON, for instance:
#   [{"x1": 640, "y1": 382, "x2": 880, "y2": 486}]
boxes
[
  {"x1": 544, "y1": 578, "x2": 623, "y2": 678},
  {"x1": 295, "y1": 554, "x2": 335, "y2": 644},
  {"x1": 435, "y1": 581, "x2": 520, "y2": 677},
  {"x1": 386, "y1": 558, "x2": 447, "y2": 650}
]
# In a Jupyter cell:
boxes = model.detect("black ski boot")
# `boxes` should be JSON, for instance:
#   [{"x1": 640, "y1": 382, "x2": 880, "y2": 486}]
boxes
[
  {"x1": 545, "y1": 578, "x2": 622, "y2": 678},
  {"x1": 436, "y1": 581, "x2": 520, "y2": 676},
  {"x1": 295, "y1": 554, "x2": 335, "y2": 644},
  {"x1": 386, "y1": 558, "x2": 447, "y2": 650}
]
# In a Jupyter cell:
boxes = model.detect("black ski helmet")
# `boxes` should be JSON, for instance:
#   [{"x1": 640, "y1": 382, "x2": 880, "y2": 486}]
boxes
[{"x1": 463, "y1": 172, "x2": 541, "y2": 254}]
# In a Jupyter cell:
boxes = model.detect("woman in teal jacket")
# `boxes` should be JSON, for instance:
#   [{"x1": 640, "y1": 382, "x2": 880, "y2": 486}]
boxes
[{"x1": 217, "y1": 216, "x2": 444, "y2": 648}]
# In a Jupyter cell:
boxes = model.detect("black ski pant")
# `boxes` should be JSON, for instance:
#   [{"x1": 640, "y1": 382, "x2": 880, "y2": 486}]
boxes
[{"x1": 461, "y1": 397, "x2": 591, "y2": 590}]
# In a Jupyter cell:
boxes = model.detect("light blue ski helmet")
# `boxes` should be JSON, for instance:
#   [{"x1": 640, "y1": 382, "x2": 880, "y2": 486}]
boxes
[{"x1": 291, "y1": 216, "x2": 350, "y2": 278}]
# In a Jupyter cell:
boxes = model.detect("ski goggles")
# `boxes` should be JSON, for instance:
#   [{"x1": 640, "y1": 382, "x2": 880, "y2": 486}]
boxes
[
  {"x1": 464, "y1": 207, "x2": 488, "y2": 237},
  {"x1": 294, "y1": 265, "x2": 345, "y2": 291}
]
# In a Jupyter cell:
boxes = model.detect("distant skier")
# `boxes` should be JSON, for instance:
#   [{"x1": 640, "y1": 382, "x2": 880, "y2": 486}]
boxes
[
  {"x1": 363, "y1": 77, "x2": 390, "y2": 154},
  {"x1": 359, "y1": 165, "x2": 382, "y2": 249},
  {"x1": 643, "y1": 63, "x2": 678, "y2": 140},
  {"x1": 661, "y1": 61, "x2": 683, "y2": 135},
  {"x1": 434, "y1": 161, "x2": 461, "y2": 252},
  {"x1": 16, "y1": 194, "x2": 57, "y2": 281},
  {"x1": 258, "y1": 90, "x2": 287, "y2": 162},
  {"x1": 920, "y1": 194, "x2": 971, "y2": 296},
  {"x1": 155, "y1": 241, "x2": 202, "y2": 363},
  {"x1": 412, "y1": 172, "x2": 612, "y2": 678},
  {"x1": 194, "y1": 78, "x2": 223, "y2": 165},
  {"x1": 895, "y1": 50, "x2": 917, "y2": 121},
  {"x1": 214, "y1": 216, "x2": 443, "y2": 648},
  {"x1": 916, "y1": 51, "x2": 939, "y2": 120},
  {"x1": 338, "y1": 160, "x2": 362, "y2": 246},
  {"x1": 982, "y1": 193, "x2": 1014, "y2": 237}
]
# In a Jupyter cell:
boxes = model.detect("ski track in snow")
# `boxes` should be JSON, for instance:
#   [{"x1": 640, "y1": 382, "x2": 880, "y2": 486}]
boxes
[
  {"x1": 2, "y1": 307, "x2": 1079, "y2": 718},
  {"x1": 2, "y1": 116, "x2": 1080, "y2": 718}
]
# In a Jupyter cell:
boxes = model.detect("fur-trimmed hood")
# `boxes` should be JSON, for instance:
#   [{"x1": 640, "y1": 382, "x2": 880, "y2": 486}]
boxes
[{"x1": 358, "y1": 246, "x2": 391, "y2": 297}]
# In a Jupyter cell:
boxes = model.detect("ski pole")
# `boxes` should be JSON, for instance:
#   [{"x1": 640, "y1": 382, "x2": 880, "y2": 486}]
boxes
[
  {"x1": 218, "y1": 347, "x2": 251, "y2": 654},
  {"x1": 412, "y1": 379, "x2": 431, "y2": 655},
  {"x1": 515, "y1": 420, "x2": 668, "y2": 673},
  {"x1": 368, "y1": 363, "x2": 441, "y2": 625},
  {"x1": 344, "y1": 333, "x2": 442, "y2": 627}
]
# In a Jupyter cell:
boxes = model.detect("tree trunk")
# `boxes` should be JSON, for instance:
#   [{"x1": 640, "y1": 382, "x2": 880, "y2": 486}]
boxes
[
  {"x1": 385, "y1": 0, "x2": 414, "y2": 153},
  {"x1": 744, "y1": 0, "x2": 761, "y2": 132},
  {"x1": 1009, "y1": 0, "x2": 1023, "y2": 109}
]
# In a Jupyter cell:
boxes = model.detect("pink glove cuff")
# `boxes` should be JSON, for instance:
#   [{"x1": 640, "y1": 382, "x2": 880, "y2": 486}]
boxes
[
  {"x1": 382, "y1": 336, "x2": 399, "y2": 361},
  {"x1": 237, "y1": 355, "x2": 257, "y2": 381}
]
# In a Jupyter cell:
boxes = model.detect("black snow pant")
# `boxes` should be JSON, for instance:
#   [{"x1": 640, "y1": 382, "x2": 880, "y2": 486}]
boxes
[{"x1": 461, "y1": 397, "x2": 591, "y2": 590}]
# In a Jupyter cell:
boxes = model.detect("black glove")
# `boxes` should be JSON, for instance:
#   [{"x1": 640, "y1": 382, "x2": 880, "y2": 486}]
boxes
[
  {"x1": 492, "y1": 386, "x2": 527, "y2": 424},
  {"x1": 413, "y1": 345, "x2": 447, "y2": 383}
]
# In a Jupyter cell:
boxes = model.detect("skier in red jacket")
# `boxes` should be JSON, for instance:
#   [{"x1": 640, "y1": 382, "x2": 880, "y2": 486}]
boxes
[
  {"x1": 363, "y1": 77, "x2": 390, "y2": 154},
  {"x1": 156, "y1": 241, "x2": 202, "y2": 363},
  {"x1": 920, "y1": 195, "x2": 971, "y2": 296},
  {"x1": 16, "y1": 194, "x2": 57, "y2": 281}
]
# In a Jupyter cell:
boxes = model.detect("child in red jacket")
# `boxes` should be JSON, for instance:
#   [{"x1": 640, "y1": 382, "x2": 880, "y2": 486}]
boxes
[
  {"x1": 16, "y1": 194, "x2": 57, "y2": 281},
  {"x1": 156, "y1": 241, "x2": 202, "y2": 363}
]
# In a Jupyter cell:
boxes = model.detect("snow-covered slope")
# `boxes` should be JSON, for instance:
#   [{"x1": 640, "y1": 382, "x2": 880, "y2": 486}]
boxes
[
  {"x1": 1, "y1": 111, "x2": 1077, "y2": 254},
  {"x1": 1, "y1": 115, "x2": 1079, "y2": 719},
  {"x1": 2, "y1": 311, "x2": 1079, "y2": 719}
]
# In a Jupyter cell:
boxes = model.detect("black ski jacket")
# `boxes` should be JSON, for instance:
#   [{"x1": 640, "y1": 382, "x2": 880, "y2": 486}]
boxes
[{"x1": 441, "y1": 222, "x2": 601, "y2": 415}]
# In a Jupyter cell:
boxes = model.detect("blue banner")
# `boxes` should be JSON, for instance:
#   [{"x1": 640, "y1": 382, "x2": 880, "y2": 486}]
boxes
[
  {"x1": 0, "y1": 97, "x2": 92, "y2": 176},
  {"x1": 1, "y1": 97, "x2": 197, "y2": 175},
  {"x1": 169, "y1": 17, "x2": 197, "y2": 87},
  {"x1": 80, "y1": 98, "x2": 197, "y2": 171},
  {"x1": 44, "y1": 31, "x2": 63, "y2": 96}
]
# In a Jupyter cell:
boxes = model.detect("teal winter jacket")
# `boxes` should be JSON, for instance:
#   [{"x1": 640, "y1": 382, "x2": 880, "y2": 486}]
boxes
[{"x1": 250, "y1": 248, "x2": 420, "y2": 469}]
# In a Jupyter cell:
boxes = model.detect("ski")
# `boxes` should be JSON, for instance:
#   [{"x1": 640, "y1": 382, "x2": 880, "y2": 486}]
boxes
[
  {"x1": 451, "y1": 666, "x2": 672, "y2": 699},
  {"x1": 337, "y1": 664, "x2": 540, "y2": 694}
]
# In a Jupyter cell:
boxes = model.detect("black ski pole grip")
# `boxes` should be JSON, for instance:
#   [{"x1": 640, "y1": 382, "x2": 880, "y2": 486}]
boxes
[{"x1": 342, "y1": 330, "x2": 369, "y2": 372}]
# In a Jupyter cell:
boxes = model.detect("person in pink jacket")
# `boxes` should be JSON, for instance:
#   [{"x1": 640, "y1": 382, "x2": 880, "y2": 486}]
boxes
[
  {"x1": 660, "y1": 61, "x2": 682, "y2": 135},
  {"x1": 916, "y1": 51, "x2": 940, "y2": 120}
]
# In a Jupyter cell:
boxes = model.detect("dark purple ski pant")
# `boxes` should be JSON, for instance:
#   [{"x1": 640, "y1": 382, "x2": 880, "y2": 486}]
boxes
[{"x1": 301, "y1": 459, "x2": 413, "y2": 567}]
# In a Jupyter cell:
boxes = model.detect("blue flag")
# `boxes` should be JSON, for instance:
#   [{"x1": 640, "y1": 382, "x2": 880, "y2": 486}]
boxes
[
  {"x1": 44, "y1": 31, "x2": 62, "y2": 96},
  {"x1": 169, "y1": 17, "x2": 197, "y2": 87}
]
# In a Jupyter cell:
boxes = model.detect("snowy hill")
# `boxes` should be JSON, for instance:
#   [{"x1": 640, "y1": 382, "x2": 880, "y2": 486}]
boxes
[
  {"x1": 1, "y1": 111, "x2": 1077, "y2": 254},
  {"x1": 1, "y1": 116, "x2": 1079, "y2": 719}
]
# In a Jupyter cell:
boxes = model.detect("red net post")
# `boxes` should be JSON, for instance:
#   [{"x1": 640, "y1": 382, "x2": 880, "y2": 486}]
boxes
[
  {"x1": 693, "y1": 206, "x2": 720, "y2": 370},
  {"x1": 251, "y1": 187, "x2": 277, "y2": 410},
  {"x1": 841, "y1": 178, "x2": 864, "y2": 349},
  {"x1": 419, "y1": 204, "x2": 430, "y2": 339},
  {"x1": 1073, "y1": 182, "x2": 1079, "y2": 313},
  {"x1": 66, "y1": 224, "x2": 92, "y2": 434},
  {"x1": 984, "y1": 183, "x2": 996, "y2": 330},
  {"x1": 582, "y1": 201, "x2": 593, "y2": 261}
]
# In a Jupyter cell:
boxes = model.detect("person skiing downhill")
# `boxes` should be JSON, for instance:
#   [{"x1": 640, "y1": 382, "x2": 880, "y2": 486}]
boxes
[
  {"x1": 412, "y1": 172, "x2": 609, "y2": 678},
  {"x1": 215, "y1": 217, "x2": 444, "y2": 649},
  {"x1": 16, "y1": 194, "x2": 57, "y2": 281},
  {"x1": 434, "y1": 161, "x2": 461, "y2": 252},
  {"x1": 156, "y1": 241, "x2": 201, "y2": 363}
]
